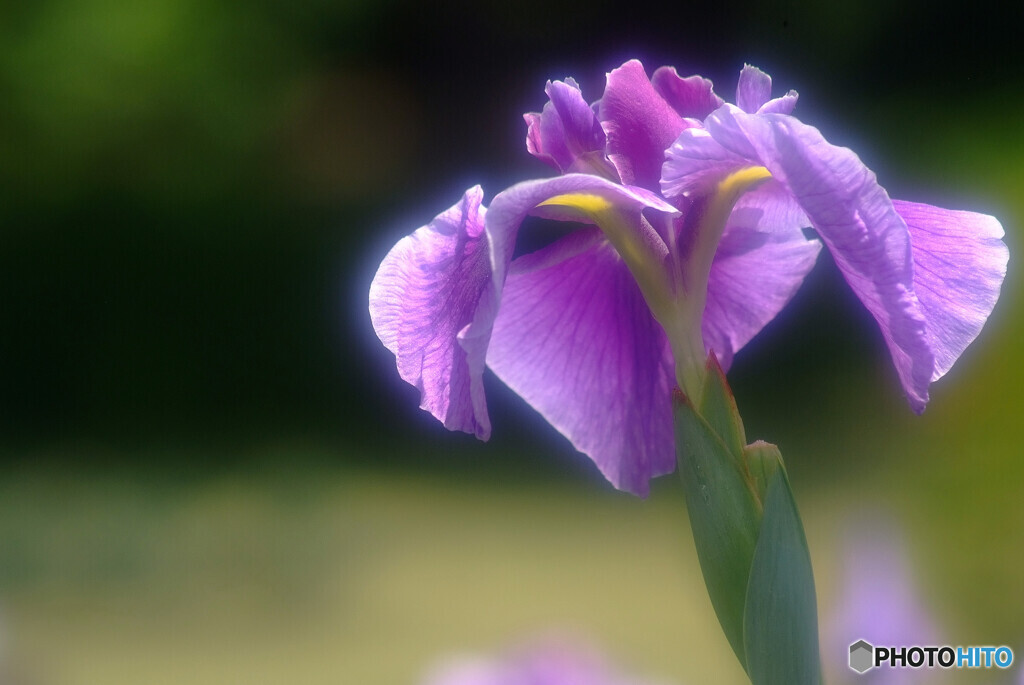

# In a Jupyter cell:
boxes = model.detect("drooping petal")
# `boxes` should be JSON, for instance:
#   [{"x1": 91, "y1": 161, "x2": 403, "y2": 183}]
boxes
[
  {"x1": 599, "y1": 60, "x2": 693, "y2": 191},
  {"x1": 892, "y1": 200, "x2": 1009, "y2": 380},
  {"x1": 702, "y1": 217, "x2": 822, "y2": 370},
  {"x1": 369, "y1": 186, "x2": 493, "y2": 438},
  {"x1": 369, "y1": 175, "x2": 677, "y2": 447},
  {"x1": 487, "y1": 229, "x2": 676, "y2": 496},
  {"x1": 677, "y1": 106, "x2": 938, "y2": 410},
  {"x1": 481, "y1": 174, "x2": 679, "y2": 496},
  {"x1": 651, "y1": 65, "x2": 723, "y2": 121},
  {"x1": 525, "y1": 78, "x2": 612, "y2": 177}
]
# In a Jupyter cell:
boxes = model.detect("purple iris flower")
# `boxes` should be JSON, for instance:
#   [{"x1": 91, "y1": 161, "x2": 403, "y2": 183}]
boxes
[
  {"x1": 369, "y1": 60, "x2": 1007, "y2": 496},
  {"x1": 419, "y1": 635, "x2": 674, "y2": 685},
  {"x1": 826, "y1": 518, "x2": 944, "y2": 684}
]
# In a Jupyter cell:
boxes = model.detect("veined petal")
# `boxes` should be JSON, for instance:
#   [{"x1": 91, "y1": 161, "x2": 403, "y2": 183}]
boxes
[
  {"x1": 369, "y1": 175, "x2": 677, "y2": 447},
  {"x1": 524, "y1": 78, "x2": 611, "y2": 177},
  {"x1": 892, "y1": 200, "x2": 1008, "y2": 380},
  {"x1": 369, "y1": 187, "x2": 493, "y2": 438},
  {"x1": 599, "y1": 59, "x2": 693, "y2": 191},
  {"x1": 479, "y1": 174, "x2": 679, "y2": 495},
  {"x1": 702, "y1": 213, "x2": 822, "y2": 370},
  {"x1": 651, "y1": 65, "x2": 723, "y2": 121},
  {"x1": 698, "y1": 107, "x2": 937, "y2": 410},
  {"x1": 487, "y1": 228, "x2": 676, "y2": 496}
]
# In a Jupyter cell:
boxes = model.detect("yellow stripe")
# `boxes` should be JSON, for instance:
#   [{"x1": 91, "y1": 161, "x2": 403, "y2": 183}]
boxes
[
  {"x1": 536, "y1": 193, "x2": 614, "y2": 215},
  {"x1": 716, "y1": 166, "x2": 772, "y2": 198}
]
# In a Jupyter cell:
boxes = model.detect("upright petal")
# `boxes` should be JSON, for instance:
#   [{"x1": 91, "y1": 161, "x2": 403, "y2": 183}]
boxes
[
  {"x1": 892, "y1": 200, "x2": 1008, "y2": 380},
  {"x1": 690, "y1": 107, "x2": 938, "y2": 410},
  {"x1": 599, "y1": 60, "x2": 692, "y2": 191},
  {"x1": 487, "y1": 229, "x2": 676, "y2": 496},
  {"x1": 525, "y1": 78, "x2": 612, "y2": 177},
  {"x1": 736, "y1": 65, "x2": 773, "y2": 114},
  {"x1": 735, "y1": 64, "x2": 798, "y2": 115},
  {"x1": 369, "y1": 187, "x2": 493, "y2": 438},
  {"x1": 651, "y1": 65, "x2": 723, "y2": 121}
]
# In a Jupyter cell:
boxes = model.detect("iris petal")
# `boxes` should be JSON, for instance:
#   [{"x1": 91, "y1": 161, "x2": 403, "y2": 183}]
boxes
[
  {"x1": 369, "y1": 186, "x2": 493, "y2": 437},
  {"x1": 651, "y1": 65, "x2": 724, "y2": 121},
  {"x1": 703, "y1": 215, "x2": 823, "y2": 370},
  {"x1": 487, "y1": 228, "x2": 676, "y2": 496},
  {"x1": 669, "y1": 106, "x2": 974, "y2": 409},
  {"x1": 524, "y1": 78, "x2": 610, "y2": 176},
  {"x1": 892, "y1": 200, "x2": 1008, "y2": 380},
  {"x1": 599, "y1": 60, "x2": 692, "y2": 191}
]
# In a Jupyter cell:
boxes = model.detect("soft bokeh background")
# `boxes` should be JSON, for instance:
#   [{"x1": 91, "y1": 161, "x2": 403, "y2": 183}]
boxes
[{"x1": 0, "y1": 1, "x2": 1021, "y2": 683}]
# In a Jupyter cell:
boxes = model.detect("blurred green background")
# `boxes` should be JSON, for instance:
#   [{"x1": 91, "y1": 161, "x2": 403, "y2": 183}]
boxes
[{"x1": 0, "y1": 0, "x2": 1020, "y2": 683}]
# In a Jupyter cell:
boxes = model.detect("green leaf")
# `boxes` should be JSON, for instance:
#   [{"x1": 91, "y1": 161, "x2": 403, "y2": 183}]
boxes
[
  {"x1": 743, "y1": 468, "x2": 821, "y2": 685},
  {"x1": 673, "y1": 391, "x2": 761, "y2": 670}
]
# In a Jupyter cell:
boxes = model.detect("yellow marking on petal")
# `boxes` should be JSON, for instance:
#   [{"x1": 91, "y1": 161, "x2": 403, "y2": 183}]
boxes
[
  {"x1": 692, "y1": 165, "x2": 773, "y2": 287},
  {"x1": 537, "y1": 193, "x2": 614, "y2": 215},
  {"x1": 537, "y1": 192, "x2": 644, "y2": 265},
  {"x1": 671, "y1": 165, "x2": 773, "y2": 397},
  {"x1": 716, "y1": 165, "x2": 772, "y2": 199}
]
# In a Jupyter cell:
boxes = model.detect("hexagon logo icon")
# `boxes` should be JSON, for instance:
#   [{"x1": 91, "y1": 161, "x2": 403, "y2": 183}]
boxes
[{"x1": 849, "y1": 639, "x2": 874, "y2": 673}]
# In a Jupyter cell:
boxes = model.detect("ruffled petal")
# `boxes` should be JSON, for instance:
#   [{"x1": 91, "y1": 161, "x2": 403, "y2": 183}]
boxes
[
  {"x1": 369, "y1": 187, "x2": 493, "y2": 437},
  {"x1": 524, "y1": 78, "x2": 612, "y2": 177},
  {"x1": 699, "y1": 107, "x2": 936, "y2": 410},
  {"x1": 702, "y1": 199, "x2": 822, "y2": 369},
  {"x1": 651, "y1": 65, "x2": 723, "y2": 121},
  {"x1": 892, "y1": 200, "x2": 1009, "y2": 379},
  {"x1": 487, "y1": 228, "x2": 676, "y2": 496},
  {"x1": 599, "y1": 60, "x2": 693, "y2": 191}
]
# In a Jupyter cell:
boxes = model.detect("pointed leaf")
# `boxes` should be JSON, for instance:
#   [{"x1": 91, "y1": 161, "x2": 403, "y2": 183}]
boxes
[{"x1": 743, "y1": 468, "x2": 821, "y2": 685}]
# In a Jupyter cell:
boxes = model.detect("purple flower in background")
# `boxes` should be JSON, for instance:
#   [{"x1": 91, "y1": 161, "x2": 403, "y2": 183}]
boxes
[
  {"x1": 369, "y1": 60, "x2": 1008, "y2": 495},
  {"x1": 420, "y1": 635, "x2": 674, "y2": 685},
  {"x1": 826, "y1": 518, "x2": 944, "y2": 684}
]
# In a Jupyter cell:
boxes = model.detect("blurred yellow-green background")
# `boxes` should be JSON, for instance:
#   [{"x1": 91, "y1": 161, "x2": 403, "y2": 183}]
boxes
[{"x1": 0, "y1": 1, "x2": 1020, "y2": 683}]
